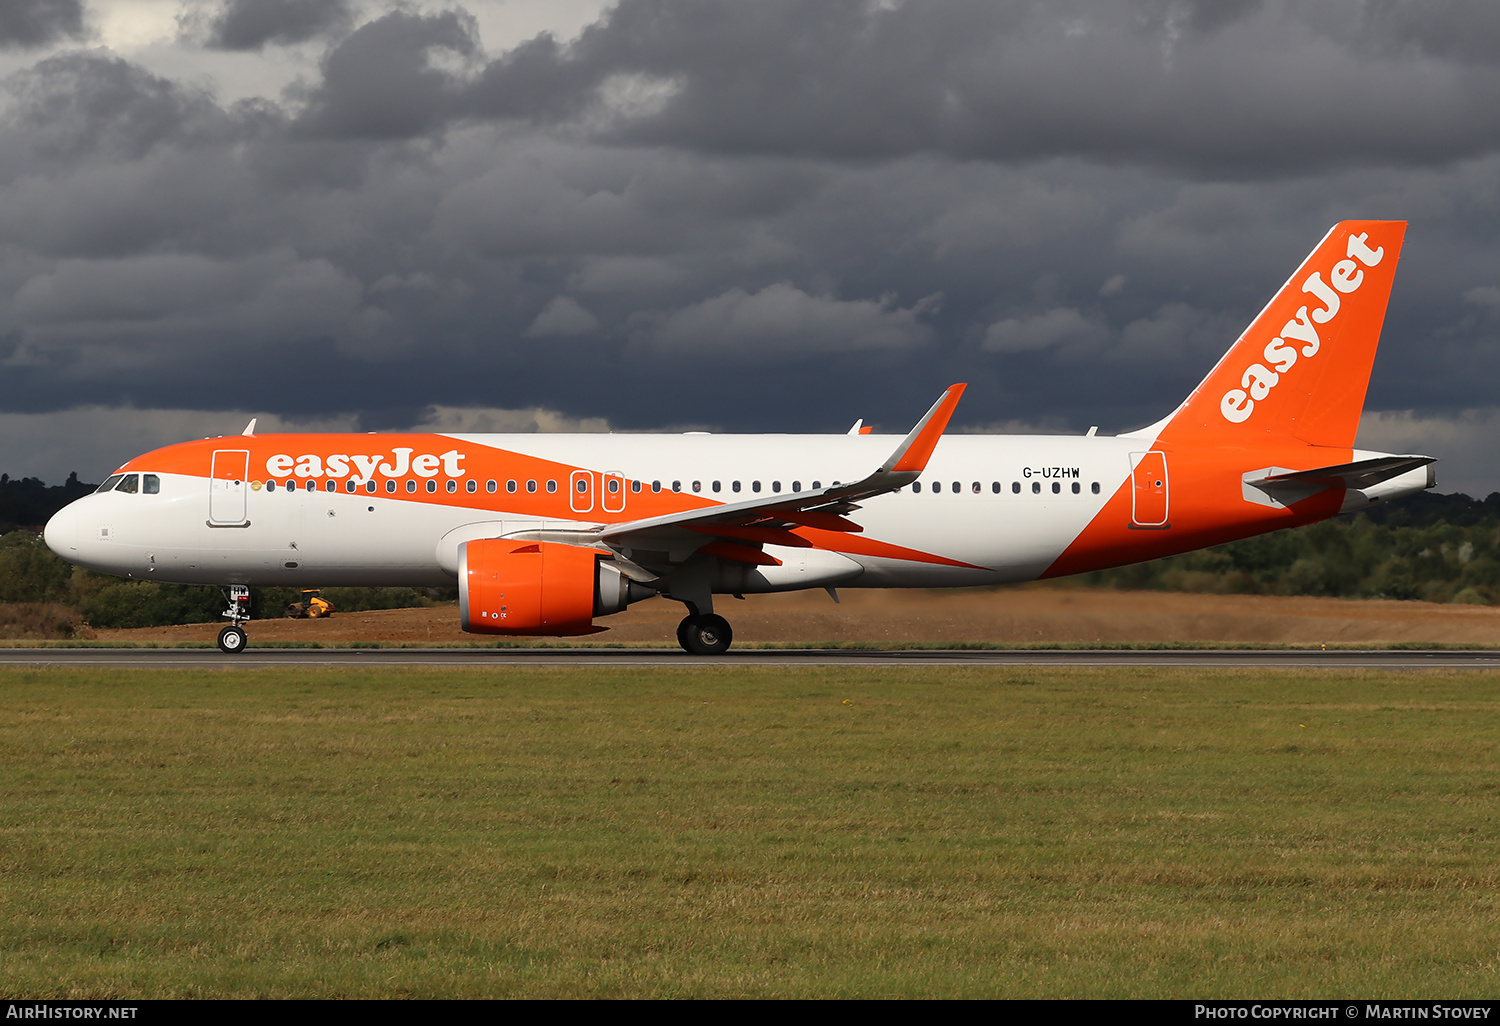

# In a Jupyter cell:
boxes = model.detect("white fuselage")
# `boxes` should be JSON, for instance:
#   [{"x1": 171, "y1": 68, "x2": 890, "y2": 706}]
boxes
[
  {"x1": 46, "y1": 432, "x2": 1147, "y2": 589},
  {"x1": 44, "y1": 429, "x2": 1433, "y2": 598}
]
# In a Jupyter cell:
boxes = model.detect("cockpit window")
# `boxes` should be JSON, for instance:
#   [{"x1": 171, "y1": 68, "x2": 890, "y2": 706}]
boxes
[
  {"x1": 143, "y1": 474, "x2": 160, "y2": 495},
  {"x1": 116, "y1": 474, "x2": 140, "y2": 494},
  {"x1": 96, "y1": 475, "x2": 124, "y2": 493}
]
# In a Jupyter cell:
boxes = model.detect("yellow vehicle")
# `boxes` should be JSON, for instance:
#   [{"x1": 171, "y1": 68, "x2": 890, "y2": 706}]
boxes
[{"x1": 284, "y1": 590, "x2": 334, "y2": 619}]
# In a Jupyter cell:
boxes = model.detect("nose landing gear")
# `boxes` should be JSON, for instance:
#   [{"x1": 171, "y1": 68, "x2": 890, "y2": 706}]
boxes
[
  {"x1": 677, "y1": 613, "x2": 733, "y2": 655},
  {"x1": 218, "y1": 585, "x2": 251, "y2": 654},
  {"x1": 217, "y1": 624, "x2": 247, "y2": 653}
]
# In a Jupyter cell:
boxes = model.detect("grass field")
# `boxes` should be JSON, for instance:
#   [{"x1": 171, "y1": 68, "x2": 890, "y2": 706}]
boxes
[{"x1": 1, "y1": 666, "x2": 1497, "y2": 998}]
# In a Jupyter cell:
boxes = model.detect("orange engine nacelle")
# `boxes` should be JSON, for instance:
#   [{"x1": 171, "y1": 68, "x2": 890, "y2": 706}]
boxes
[{"x1": 459, "y1": 539, "x2": 623, "y2": 636}]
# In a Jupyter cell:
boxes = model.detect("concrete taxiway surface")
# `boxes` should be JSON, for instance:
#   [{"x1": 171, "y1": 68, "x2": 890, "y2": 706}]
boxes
[{"x1": 2, "y1": 648, "x2": 1499, "y2": 669}]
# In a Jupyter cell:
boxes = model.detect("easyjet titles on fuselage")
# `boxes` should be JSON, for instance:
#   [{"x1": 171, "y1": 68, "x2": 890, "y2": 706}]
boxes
[
  {"x1": 266, "y1": 447, "x2": 466, "y2": 483},
  {"x1": 1219, "y1": 231, "x2": 1386, "y2": 425}
]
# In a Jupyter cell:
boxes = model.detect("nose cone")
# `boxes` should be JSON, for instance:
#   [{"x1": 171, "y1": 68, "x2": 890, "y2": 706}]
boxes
[{"x1": 44, "y1": 499, "x2": 81, "y2": 559}]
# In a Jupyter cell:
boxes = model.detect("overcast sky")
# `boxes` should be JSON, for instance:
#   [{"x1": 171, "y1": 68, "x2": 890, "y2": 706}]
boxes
[{"x1": 2, "y1": 0, "x2": 1499, "y2": 495}]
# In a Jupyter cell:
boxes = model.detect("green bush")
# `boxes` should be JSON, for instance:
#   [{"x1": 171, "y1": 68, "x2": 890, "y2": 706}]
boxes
[
  {"x1": 0, "y1": 532, "x2": 73, "y2": 603},
  {"x1": 79, "y1": 582, "x2": 226, "y2": 630}
]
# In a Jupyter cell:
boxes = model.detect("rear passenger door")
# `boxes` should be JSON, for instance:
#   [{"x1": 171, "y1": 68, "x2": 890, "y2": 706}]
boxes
[{"x1": 1130, "y1": 451, "x2": 1169, "y2": 528}]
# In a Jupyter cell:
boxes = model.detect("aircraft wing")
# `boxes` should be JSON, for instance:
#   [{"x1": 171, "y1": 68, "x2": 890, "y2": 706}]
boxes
[{"x1": 507, "y1": 384, "x2": 966, "y2": 577}]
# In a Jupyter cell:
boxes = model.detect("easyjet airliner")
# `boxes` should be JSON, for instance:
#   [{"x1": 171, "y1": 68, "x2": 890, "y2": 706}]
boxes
[{"x1": 44, "y1": 221, "x2": 1434, "y2": 654}]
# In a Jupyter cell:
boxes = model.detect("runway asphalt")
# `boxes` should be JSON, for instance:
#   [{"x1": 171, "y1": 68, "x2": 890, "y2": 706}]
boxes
[{"x1": 2, "y1": 647, "x2": 1499, "y2": 668}]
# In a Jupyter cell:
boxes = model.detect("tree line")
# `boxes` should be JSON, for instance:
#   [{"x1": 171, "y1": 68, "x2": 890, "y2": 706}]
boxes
[{"x1": 1079, "y1": 490, "x2": 1500, "y2": 603}]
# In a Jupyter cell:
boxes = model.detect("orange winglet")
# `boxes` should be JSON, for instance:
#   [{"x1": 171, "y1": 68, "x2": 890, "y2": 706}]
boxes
[
  {"x1": 700, "y1": 541, "x2": 783, "y2": 566},
  {"x1": 887, "y1": 383, "x2": 966, "y2": 473}
]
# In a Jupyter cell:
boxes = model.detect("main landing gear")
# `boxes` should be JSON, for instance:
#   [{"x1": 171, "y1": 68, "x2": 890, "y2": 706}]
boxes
[
  {"x1": 218, "y1": 585, "x2": 251, "y2": 654},
  {"x1": 677, "y1": 613, "x2": 733, "y2": 655}
]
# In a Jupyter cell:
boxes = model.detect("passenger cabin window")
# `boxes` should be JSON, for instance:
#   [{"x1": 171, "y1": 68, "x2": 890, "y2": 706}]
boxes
[
  {"x1": 448, "y1": 480, "x2": 457, "y2": 493},
  {"x1": 792, "y1": 480, "x2": 801, "y2": 492},
  {"x1": 143, "y1": 474, "x2": 160, "y2": 494},
  {"x1": 526, "y1": 480, "x2": 537, "y2": 493},
  {"x1": 952, "y1": 482, "x2": 960, "y2": 494},
  {"x1": 630, "y1": 480, "x2": 641, "y2": 493},
  {"x1": 387, "y1": 481, "x2": 397, "y2": 493},
  {"x1": 991, "y1": 482, "x2": 1000, "y2": 493},
  {"x1": 713, "y1": 481, "x2": 722, "y2": 493},
  {"x1": 266, "y1": 480, "x2": 277, "y2": 492},
  {"x1": 972, "y1": 482, "x2": 980, "y2": 494},
  {"x1": 753, "y1": 481, "x2": 761, "y2": 493},
  {"x1": 609, "y1": 479, "x2": 620, "y2": 494},
  {"x1": 507, "y1": 480, "x2": 517, "y2": 493},
  {"x1": 1071, "y1": 482, "x2": 1080, "y2": 494},
  {"x1": 546, "y1": 480, "x2": 557, "y2": 493},
  {"x1": 96, "y1": 475, "x2": 124, "y2": 493},
  {"x1": 427, "y1": 480, "x2": 437, "y2": 493},
  {"x1": 692, "y1": 481, "x2": 701, "y2": 493},
  {"x1": 1032, "y1": 481, "x2": 1040, "y2": 494},
  {"x1": 730, "y1": 481, "x2": 739, "y2": 493},
  {"x1": 1012, "y1": 482, "x2": 1020, "y2": 494},
  {"x1": 406, "y1": 480, "x2": 417, "y2": 493},
  {"x1": 1052, "y1": 482, "x2": 1061, "y2": 494},
  {"x1": 672, "y1": 481, "x2": 681, "y2": 492},
  {"x1": 117, "y1": 474, "x2": 140, "y2": 494},
  {"x1": 467, "y1": 480, "x2": 476, "y2": 493},
  {"x1": 366, "y1": 481, "x2": 376, "y2": 493},
  {"x1": 325, "y1": 480, "x2": 336, "y2": 492},
  {"x1": 912, "y1": 481, "x2": 922, "y2": 493},
  {"x1": 652, "y1": 480, "x2": 662, "y2": 492},
  {"x1": 772, "y1": 481, "x2": 781, "y2": 492},
  {"x1": 812, "y1": 481, "x2": 821, "y2": 489},
  {"x1": 487, "y1": 480, "x2": 497, "y2": 493},
  {"x1": 345, "y1": 481, "x2": 357, "y2": 493},
  {"x1": 1091, "y1": 482, "x2": 1100, "y2": 494}
]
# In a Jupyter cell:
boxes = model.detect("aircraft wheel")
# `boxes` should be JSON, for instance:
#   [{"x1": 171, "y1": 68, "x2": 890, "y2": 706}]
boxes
[
  {"x1": 217, "y1": 625, "x2": 248, "y2": 654},
  {"x1": 680, "y1": 613, "x2": 732, "y2": 656}
]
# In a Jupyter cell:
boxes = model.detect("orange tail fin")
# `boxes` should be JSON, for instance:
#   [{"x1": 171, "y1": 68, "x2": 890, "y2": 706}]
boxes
[{"x1": 1156, "y1": 220, "x2": 1406, "y2": 449}]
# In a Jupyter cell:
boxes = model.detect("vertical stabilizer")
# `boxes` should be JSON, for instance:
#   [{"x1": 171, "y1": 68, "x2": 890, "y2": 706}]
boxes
[{"x1": 1156, "y1": 220, "x2": 1406, "y2": 449}]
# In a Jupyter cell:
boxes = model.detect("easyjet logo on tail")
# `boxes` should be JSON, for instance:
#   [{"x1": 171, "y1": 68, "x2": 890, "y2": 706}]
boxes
[{"x1": 1220, "y1": 232, "x2": 1386, "y2": 424}]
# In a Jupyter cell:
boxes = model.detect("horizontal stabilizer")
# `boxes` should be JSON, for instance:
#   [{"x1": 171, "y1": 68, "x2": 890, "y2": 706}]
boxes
[
  {"x1": 1243, "y1": 455, "x2": 1435, "y2": 508},
  {"x1": 1261, "y1": 455, "x2": 1436, "y2": 490}
]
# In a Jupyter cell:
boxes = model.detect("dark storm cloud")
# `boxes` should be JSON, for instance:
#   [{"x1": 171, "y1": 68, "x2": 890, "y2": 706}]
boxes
[
  {"x1": 1357, "y1": 0, "x2": 1500, "y2": 65},
  {"x1": 5, "y1": 1, "x2": 1500, "y2": 492},
  {"x1": 464, "y1": 0, "x2": 1500, "y2": 175},
  {"x1": 3, "y1": 52, "x2": 229, "y2": 171},
  {"x1": 295, "y1": 10, "x2": 479, "y2": 140},
  {"x1": 204, "y1": 0, "x2": 353, "y2": 51},
  {"x1": 0, "y1": 0, "x2": 84, "y2": 50}
]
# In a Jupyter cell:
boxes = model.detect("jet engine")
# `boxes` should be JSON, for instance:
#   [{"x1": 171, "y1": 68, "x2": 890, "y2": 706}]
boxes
[{"x1": 458, "y1": 539, "x2": 645, "y2": 636}]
